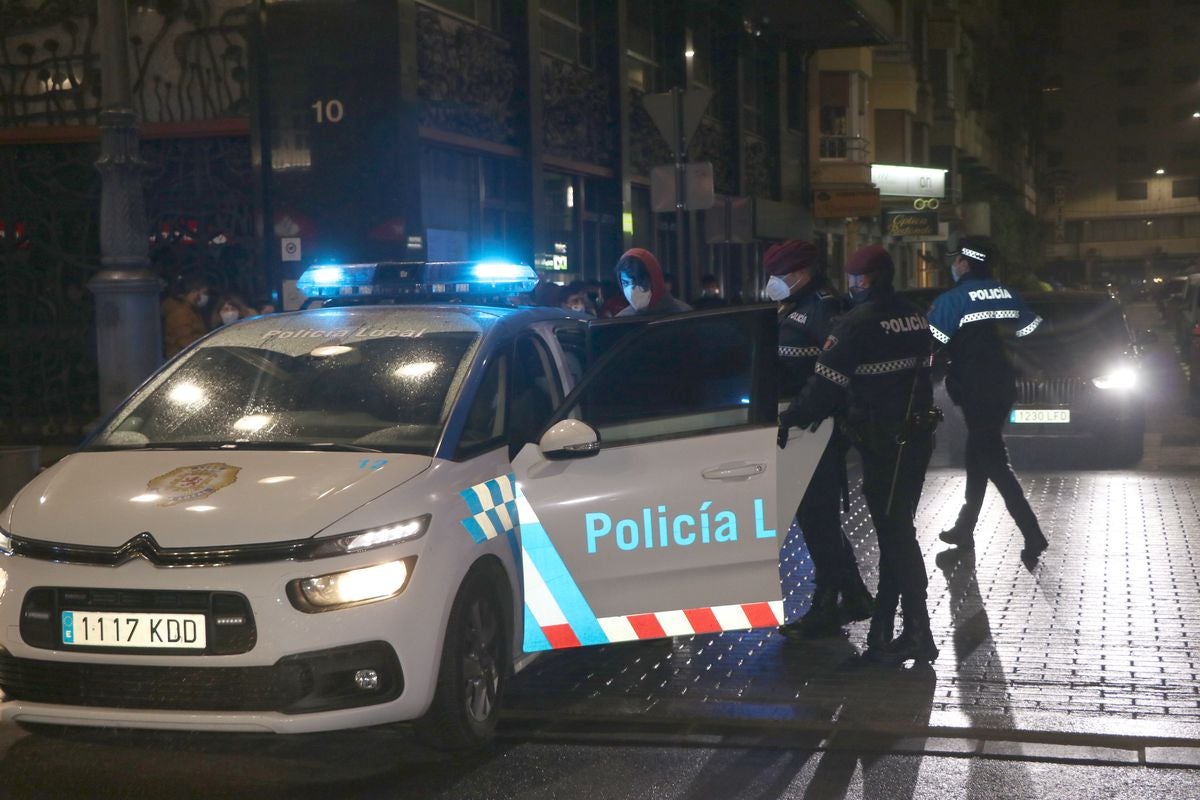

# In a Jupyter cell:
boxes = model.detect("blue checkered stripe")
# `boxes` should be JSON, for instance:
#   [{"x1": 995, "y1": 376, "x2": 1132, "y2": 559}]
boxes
[{"x1": 459, "y1": 473, "x2": 519, "y2": 544}]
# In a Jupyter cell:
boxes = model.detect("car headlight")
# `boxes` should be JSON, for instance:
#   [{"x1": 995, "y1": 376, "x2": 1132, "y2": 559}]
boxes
[
  {"x1": 0, "y1": 527, "x2": 11, "y2": 556},
  {"x1": 288, "y1": 557, "x2": 416, "y2": 613},
  {"x1": 308, "y1": 514, "x2": 430, "y2": 558},
  {"x1": 1093, "y1": 366, "x2": 1138, "y2": 390}
]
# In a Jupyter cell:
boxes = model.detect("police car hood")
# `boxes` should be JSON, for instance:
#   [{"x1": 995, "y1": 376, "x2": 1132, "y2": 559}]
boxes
[{"x1": 4, "y1": 451, "x2": 431, "y2": 548}]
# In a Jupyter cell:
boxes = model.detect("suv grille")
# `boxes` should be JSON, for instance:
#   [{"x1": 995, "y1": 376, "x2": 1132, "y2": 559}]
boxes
[
  {"x1": 0, "y1": 653, "x2": 309, "y2": 712},
  {"x1": 1015, "y1": 377, "x2": 1088, "y2": 405}
]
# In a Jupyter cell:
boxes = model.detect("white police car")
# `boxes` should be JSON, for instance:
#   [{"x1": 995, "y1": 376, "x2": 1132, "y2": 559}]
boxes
[{"x1": 0, "y1": 261, "x2": 827, "y2": 747}]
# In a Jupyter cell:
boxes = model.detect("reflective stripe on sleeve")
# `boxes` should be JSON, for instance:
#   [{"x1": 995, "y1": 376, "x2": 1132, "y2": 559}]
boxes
[
  {"x1": 779, "y1": 345, "x2": 822, "y2": 358},
  {"x1": 959, "y1": 309, "x2": 1019, "y2": 327},
  {"x1": 854, "y1": 356, "x2": 920, "y2": 376},
  {"x1": 1016, "y1": 315, "x2": 1043, "y2": 337},
  {"x1": 930, "y1": 324, "x2": 950, "y2": 344},
  {"x1": 816, "y1": 362, "x2": 851, "y2": 387}
]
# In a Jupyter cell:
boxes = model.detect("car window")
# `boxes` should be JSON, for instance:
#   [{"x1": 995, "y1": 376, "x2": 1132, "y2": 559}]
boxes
[
  {"x1": 565, "y1": 312, "x2": 766, "y2": 447},
  {"x1": 90, "y1": 332, "x2": 479, "y2": 455},
  {"x1": 457, "y1": 352, "x2": 508, "y2": 457},
  {"x1": 509, "y1": 336, "x2": 559, "y2": 454},
  {"x1": 553, "y1": 322, "x2": 587, "y2": 388}
]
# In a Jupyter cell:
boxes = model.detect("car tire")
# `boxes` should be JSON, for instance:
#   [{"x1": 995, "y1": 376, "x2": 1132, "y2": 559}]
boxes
[{"x1": 416, "y1": 566, "x2": 508, "y2": 751}]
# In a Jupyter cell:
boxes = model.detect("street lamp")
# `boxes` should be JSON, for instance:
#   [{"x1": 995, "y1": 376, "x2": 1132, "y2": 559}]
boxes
[{"x1": 88, "y1": 0, "x2": 162, "y2": 417}]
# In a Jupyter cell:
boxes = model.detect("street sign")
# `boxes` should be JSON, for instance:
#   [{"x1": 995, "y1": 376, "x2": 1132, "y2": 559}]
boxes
[
  {"x1": 643, "y1": 88, "x2": 712, "y2": 158},
  {"x1": 705, "y1": 196, "x2": 754, "y2": 243},
  {"x1": 885, "y1": 210, "x2": 939, "y2": 237},
  {"x1": 650, "y1": 163, "x2": 715, "y2": 212}
]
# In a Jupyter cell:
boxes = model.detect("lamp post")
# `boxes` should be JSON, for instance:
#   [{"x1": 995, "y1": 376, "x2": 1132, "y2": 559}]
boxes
[{"x1": 88, "y1": 0, "x2": 162, "y2": 417}]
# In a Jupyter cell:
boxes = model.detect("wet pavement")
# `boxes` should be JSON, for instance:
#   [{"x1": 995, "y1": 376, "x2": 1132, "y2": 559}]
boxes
[{"x1": 503, "y1": 301, "x2": 1200, "y2": 759}]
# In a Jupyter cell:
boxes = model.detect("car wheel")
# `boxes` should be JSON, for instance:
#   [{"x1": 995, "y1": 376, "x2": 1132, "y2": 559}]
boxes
[{"x1": 416, "y1": 567, "x2": 507, "y2": 750}]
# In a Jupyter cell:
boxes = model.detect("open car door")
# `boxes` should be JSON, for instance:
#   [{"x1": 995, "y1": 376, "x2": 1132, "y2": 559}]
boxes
[{"x1": 513, "y1": 306, "x2": 831, "y2": 652}]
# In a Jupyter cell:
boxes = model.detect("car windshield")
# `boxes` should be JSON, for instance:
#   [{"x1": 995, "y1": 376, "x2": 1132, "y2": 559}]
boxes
[
  {"x1": 1010, "y1": 296, "x2": 1131, "y2": 371},
  {"x1": 88, "y1": 314, "x2": 482, "y2": 455}
]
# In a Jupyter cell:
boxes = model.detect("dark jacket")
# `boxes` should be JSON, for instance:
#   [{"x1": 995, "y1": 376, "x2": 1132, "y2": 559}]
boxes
[
  {"x1": 777, "y1": 277, "x2": 843, "y2": 399},
  {"x1": 927, "y1": 271, "x2": 1041, "y2": 410},
  {"x1": 783, "y1": 285, "x2": 933, "y2": 437}
]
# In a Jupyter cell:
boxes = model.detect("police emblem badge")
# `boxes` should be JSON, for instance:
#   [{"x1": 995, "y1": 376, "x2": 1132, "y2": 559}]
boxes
[{"x1": 147, "y1": 463, "x2": 241, "y2": 507}]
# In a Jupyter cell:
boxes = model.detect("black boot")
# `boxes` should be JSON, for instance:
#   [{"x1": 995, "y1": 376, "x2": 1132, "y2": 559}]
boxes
[
  {"x1": 887, "y1": 618, "x2": 939, "y2": 664},
  {"x1": 838, "y1": 574, "x2": 875, "y2": 624},
  {"x1": 779, "y1": 586, "x2": 842, "y2": 640},
  {"x1": 862, "y1": 610, "x2": 895, "y2": 662},
  {"x1": 1021, "y1": 529, "x2": 1049, "y2": 561},
  {"x1": 938, "y1": 526, "x2": 975, "y2": 548}
]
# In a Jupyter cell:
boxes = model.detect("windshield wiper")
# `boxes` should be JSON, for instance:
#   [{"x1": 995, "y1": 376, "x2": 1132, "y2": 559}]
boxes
[{"x1": 298, "y1": 442, "x2": 383, "y2": 452}]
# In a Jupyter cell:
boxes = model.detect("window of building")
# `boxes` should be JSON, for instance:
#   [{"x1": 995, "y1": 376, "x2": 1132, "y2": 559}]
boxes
[
  {"x1": 742, "y1": 46, "x2": 772, "y2": 135},
  {"x1": 786, "y1": 44, "x2": 807, "y2": 132},
  {"x1": 421, "y1": 0, "x2": 498, "y2": 28},
  {"x1": 422, "y1": 146, "x2": 528, "y2": 261},
  {"x1": 626, "y1": 2, "x2": 662, "y2": 91},
  {"x1": 690, "y1": 13, "x2": 718, "y2": 89},
  {"x1": 541, "y1": 0, "x2": 594, "y2": 68},
  {"x1": 1117, "y1": 181, "x2": 1149, "y2": 200},
  {"x1": 1174, "y1": 178, "x2": 1200, "y2": 197},
  {"x1": 1171, "y1": 63, "x2": 1200, "y2": 83},
  {"x1": 819, "y1": 72, "x2": 868, "y2": 160},
  {"x1": 1116, "y1": 29, "x2": 1150, "y2": 49},
  {"x1": 1116, "y1": 107, "x2": 1149, "y2": 126},
  {"x1": 1117, "y1": 145, "x2": 1148, "y2": 163},
  {"x1": 1115, "y1": 68, "x2": 1148, "y2": 87}
]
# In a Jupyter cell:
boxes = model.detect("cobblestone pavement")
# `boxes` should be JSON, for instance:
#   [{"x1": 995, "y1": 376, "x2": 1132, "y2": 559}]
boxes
[{"x1": 505, "y1": 302, "x2": 1200, "y2": 751}]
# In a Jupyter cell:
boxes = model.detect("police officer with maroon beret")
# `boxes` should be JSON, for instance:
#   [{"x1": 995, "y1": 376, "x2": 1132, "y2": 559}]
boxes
[
  {"x1": 764, "y1": 240, "x2": 874, "y2": 640},
  {"x1": 779, "y1": 244, "x2": 940, "y2": 664}
]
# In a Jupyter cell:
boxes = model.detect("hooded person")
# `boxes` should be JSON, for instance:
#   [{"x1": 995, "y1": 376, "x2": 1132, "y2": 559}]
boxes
[
  {"x1": 614, "y1": 248, "x2": 691, "y2": 316},
  {"x1": 764, "y1": 240, "x2": 874, "y2": 641},
  {"x1": 779, "y1": 243, "x2": 940, "y2": 664}
]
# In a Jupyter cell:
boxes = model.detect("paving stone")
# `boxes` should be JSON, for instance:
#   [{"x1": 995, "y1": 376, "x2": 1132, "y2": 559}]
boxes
[{"x1": 507, "y1": 469, "x2": 1200, "y2": 745}]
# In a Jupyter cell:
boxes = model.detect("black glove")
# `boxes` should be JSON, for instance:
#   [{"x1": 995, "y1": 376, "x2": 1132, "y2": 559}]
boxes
[{"x1": 777, "y1": 423, "x2": 790, "y2": 449}]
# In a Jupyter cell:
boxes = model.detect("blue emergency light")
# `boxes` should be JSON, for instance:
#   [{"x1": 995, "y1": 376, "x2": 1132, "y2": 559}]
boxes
[{"x1": 296, "y1": 260, "x2": 538, "y2": 304}]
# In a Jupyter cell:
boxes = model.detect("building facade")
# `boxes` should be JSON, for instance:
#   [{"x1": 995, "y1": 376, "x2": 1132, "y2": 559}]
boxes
[
  {"x1": 1041, "y1": 0, "x2": 1200, "y2": 285},
  {"x1": 0, "y1": 0, "x2": 1050, "y2": 443}
]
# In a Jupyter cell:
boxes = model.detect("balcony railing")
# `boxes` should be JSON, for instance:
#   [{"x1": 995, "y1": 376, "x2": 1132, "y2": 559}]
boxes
[{"x1": 819, "y1": 134, "x2": 870, "y2": 162}]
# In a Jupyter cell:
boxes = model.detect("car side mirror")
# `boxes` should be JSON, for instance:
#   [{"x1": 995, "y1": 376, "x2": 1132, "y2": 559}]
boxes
[{"x1": 539, "y1": 419, "x2": 600, "y2": 460}]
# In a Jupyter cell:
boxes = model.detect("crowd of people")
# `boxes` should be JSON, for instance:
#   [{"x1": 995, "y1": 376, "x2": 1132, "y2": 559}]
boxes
[{"x1": 160, "y1": 273, "x2": 274, "y2": 358}]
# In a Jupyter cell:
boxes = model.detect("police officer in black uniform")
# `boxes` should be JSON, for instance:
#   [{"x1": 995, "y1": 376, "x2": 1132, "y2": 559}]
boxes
[
  {"x1": 927, "y1": 236, "x2": 1049, "y2": 561},
  {"x1": 764, "y1": 240, "x2": 874, "y2": 639},
  {"x1": 779, "y1": 245, "x2": 939, "y2": 663}
]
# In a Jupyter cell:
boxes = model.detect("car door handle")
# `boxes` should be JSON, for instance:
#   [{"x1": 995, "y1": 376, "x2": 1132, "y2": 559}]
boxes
[{"x1": 702, "y1": 462, "x2": 767, "y2": 481}]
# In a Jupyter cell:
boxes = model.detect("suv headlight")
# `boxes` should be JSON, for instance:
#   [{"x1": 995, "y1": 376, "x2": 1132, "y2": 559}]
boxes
[
  {"x1": 0, "y1": 527, "x2": 12, "y2": 556},
  {"x1": 288, "y1": 557, "x2": 416, "y2": 613},
  {"x1": 308, "y1": 514, "x2": 430, "y2": 558},
  {"x1": 1093, "y1": 366, "x2": 1138, "y2": 390}
]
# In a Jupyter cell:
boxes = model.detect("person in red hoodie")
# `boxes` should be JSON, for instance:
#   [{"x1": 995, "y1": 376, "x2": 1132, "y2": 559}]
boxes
[{"x1": 614, "y1": 248, "x2": 691, "y2": 316}]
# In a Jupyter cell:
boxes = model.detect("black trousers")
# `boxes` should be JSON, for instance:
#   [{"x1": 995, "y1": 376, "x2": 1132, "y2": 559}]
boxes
[
  {"x1": 857, "y1": 429, "x2": 933, "y2": 625},
  {"x1": 795, "y1": 434, "x2": 861, "y2": 592},
  {"x1": 954, "y1": 402, "x2": 1041, "y2": 540}
]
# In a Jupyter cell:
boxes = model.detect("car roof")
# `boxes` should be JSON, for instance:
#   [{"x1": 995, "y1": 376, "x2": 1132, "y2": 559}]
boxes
[{"x1": 232, "y1": 302, "x2": 579, "y2": 338}]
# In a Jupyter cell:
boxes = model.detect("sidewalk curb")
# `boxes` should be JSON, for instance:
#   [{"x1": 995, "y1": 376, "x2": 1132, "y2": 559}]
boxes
[{"x1": 498, "y1": 711, "x2": 1200, "y2": 767}]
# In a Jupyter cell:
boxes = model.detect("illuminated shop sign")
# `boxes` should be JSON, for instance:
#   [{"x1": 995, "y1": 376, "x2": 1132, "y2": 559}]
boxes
[{"x1": 871, "y1": 164, "x2": 947, "y2": 198}]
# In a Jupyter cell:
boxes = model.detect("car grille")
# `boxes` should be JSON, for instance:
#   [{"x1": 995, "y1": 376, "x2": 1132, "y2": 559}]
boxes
[
  {"x1": 0, "y1": 640, "x2": 403, "y2": 714},
  {"x1": 0, "y1": 652, "x2": 310, "y2": 712},
  {"x1": 1015, "y1": 377, "x2": 1088, "y2": 405}
]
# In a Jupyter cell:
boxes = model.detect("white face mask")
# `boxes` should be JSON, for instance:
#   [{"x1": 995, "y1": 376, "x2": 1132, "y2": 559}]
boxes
[
  {"x1": 219, "y1": 309, "x2": 240, "y2": 325},
  {"x1": 765, "y1": 275, "x2": 792, "y2": 302},
  {"x1": 624, "y1": 284, "x2": 652, "y2": 310}
]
